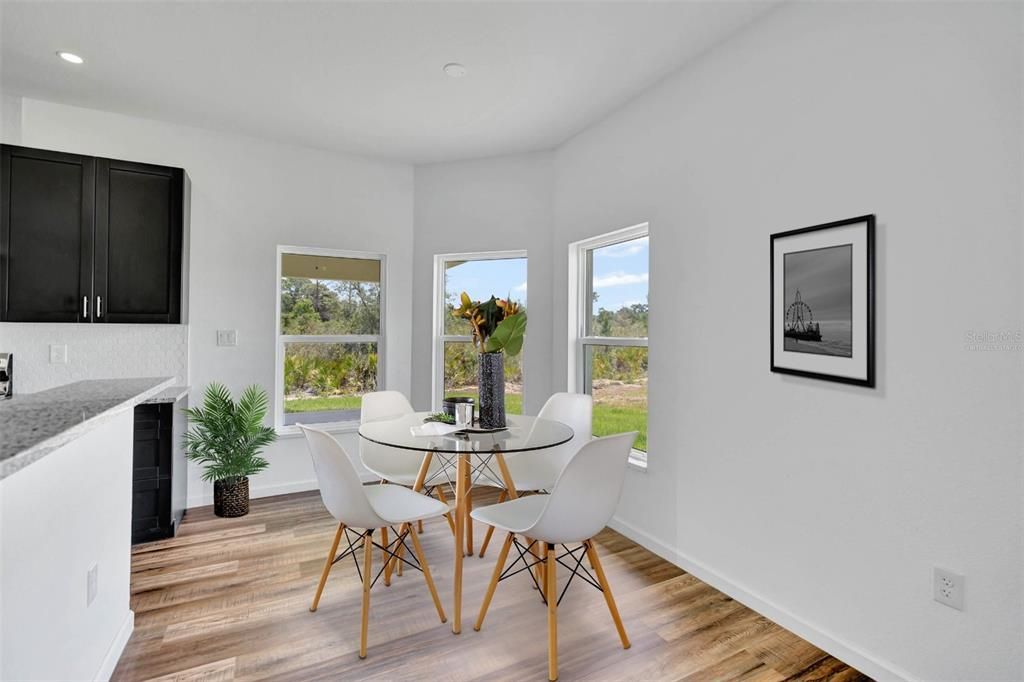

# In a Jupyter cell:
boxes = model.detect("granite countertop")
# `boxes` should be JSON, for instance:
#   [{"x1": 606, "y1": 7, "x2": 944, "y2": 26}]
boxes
[
  {"x1": 0, "y1": 377, "x2": 174, "y2": 481},
  {"x1": 143, "y1": 385, "x2": 190, "y2": 404}
]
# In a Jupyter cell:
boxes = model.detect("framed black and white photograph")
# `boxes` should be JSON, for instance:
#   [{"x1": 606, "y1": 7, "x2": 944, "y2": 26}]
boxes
[{"x1": 770, "y1": 215, "x2": 875, "y2": 387}]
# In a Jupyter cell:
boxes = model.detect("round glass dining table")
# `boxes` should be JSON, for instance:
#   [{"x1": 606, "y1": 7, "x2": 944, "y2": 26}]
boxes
[{"x1": 358, "y1": 413, "x2": 574, "y2": 634}]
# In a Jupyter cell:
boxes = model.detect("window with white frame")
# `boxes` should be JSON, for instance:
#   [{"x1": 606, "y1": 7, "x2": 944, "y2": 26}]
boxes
[
  {"x1": 276, "y1": 246, "x2": 385, "y2": 430},
  {"x1": 433, "y1": 251, "x2": 527, "y2": 413},
  {"x1": 569, "y1": 225, "x2": 649, "y2": 464}
]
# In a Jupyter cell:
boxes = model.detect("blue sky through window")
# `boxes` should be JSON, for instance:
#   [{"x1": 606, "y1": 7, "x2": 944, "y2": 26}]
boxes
[
  {"x1": 445, "y1": 257, "x2": 528, "y2": 307},
  {"x1": 591, "y1": 236, "x2": 649, "y2": 313}
]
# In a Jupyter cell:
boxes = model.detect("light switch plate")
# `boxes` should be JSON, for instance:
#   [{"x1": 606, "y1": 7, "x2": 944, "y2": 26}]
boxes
[
  {"x1": 216, "y1": 330, "x2": 238, "y2": 347},
  {"x1": 49, "y1": 344, "x2": 68, "y2": 364}
]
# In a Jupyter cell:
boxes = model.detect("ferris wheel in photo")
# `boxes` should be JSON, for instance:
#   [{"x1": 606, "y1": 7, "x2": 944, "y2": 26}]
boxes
[{"x1": 783, "y1": 290, "x2": 822, "y2": 342}]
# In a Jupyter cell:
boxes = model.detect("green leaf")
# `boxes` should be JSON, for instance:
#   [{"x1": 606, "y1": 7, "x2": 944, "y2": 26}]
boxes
[
  {"x1": 484, "y1": 312, "x2": 527, "y2": 356},
  {"x1": 475, "y1": 296, "x2": 503, "y2": 340}
]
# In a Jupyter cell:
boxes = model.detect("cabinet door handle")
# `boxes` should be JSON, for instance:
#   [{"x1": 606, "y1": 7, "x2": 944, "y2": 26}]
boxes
[
  {"x1": 83, "y1": 296, "x2": 89, "y2": 319},
  {"x1": 97, "y1": 296, "x2": 103, "y2": 318}
]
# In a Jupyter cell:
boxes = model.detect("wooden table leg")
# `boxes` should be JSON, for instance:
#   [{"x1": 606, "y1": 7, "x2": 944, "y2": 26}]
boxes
[{"x1": 453, "y1": 452, "x2": 468, "y2": 634}]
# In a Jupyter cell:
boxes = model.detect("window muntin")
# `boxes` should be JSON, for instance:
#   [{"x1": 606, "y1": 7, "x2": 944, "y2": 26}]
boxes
[
  {"x1": 277, "y1": 248, "x2": 384, "y2": 429},
  {"x1": 434, "y1": 253, "x2": 527, "y2": 414},
  {"x1": 573, "y1": 227, "x2": 649, "y2": 463}
]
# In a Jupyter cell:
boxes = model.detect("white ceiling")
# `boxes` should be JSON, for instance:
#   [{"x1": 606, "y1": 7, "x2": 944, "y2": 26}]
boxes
[{"x1": 1, "y1": 1, "x2": 777, "y2": 164}]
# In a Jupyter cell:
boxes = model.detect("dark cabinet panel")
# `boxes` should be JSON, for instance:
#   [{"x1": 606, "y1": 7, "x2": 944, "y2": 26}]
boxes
[
  {"x1": 0, "y1": 144, "x2": 185, "y2": 324},
  {"x1": 0, "y1": 146, "x2": 95, "y2": 322},
  {"x1": 132, "y1": 401, "x2": 186, "y2": 544},
  {"x1": 96, "y1": 159, "x2": 183, "y2": 323}
]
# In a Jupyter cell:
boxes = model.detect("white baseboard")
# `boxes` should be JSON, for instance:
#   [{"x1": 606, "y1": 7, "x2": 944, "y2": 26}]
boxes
[
  {"x1": 606, "y1": 515, "x2": 914, "y2": 682},
  {"x1": 186, "y1": 473, "x2": 378, "y2": 509},
  {"x1": 94, "y1": 609, "x2": 134, "y2": 682}
]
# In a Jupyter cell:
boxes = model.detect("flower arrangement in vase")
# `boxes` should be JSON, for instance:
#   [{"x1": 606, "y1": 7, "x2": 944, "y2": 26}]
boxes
[{"x1": 451, "y1": 293, "x2": 527, "y2": 428}]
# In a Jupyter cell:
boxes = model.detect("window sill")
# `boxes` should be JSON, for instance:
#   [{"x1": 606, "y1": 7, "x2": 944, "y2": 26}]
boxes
[
  {"x1": 627, "y1": 451, "x2": 648, "y2": 472},
  {"x1": 276, "y1": 421, "x2": 361, "y2": 439}
]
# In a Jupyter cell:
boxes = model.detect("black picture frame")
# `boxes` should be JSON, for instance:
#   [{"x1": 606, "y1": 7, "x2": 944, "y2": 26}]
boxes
[{"x1": 770, "y1": 214, "x2": 875, "y2": 387}]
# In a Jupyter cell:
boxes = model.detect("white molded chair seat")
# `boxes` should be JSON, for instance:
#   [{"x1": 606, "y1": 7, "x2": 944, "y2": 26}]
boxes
[
  {"x1": 471, "y1": 431, "x2": 637, "y2": 681},
  {"x1": 476, "y1": 393, "x2": 593, "y2": 558},
  {"x1": 470, "y1": 495, "x2": 548, "y2": 539},
  {"x1": 298, "y1": 423, "x2": 449, "y2": 660},
  {"x1": 364, "y1": 484, "x2": 448, "y2": 525}
]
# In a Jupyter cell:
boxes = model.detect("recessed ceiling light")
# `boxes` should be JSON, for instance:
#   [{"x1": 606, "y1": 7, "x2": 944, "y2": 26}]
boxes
[
  {"x1": 443, "y1": 63, "x2": 467, "y2": 78},
  {"x1": 57, "y1": 51, "x2": 84, "y2": 65}
]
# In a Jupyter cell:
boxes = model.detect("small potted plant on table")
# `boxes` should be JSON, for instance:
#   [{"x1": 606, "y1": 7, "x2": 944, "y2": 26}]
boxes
[{"x1": 183, "y1": 382, "x2": 276, "y2": 517}]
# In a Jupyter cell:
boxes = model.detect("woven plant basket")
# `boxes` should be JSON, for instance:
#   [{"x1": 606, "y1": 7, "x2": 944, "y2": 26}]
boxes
[{"x1": 214, "y1": 477, "x2": 250, "y2": 517}]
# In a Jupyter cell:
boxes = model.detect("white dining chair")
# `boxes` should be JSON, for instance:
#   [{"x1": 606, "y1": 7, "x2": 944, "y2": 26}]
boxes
[
  {"x1": 471, "y1": 431, "x2": 636, "y2": 682},
  {"x1": 360, "y1": 391, "x2": 456, "y2": 540},
  {"x1": 477, "y1": 392, "x2": 592, "y2": 558},
  {"x1": 298, "y1": 424, "x2": 448, "y2": 659}
]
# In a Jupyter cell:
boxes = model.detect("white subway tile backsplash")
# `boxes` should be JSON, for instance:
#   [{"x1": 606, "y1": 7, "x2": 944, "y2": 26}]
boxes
[{"x1": 0, "y1": 323, "x2": 188, "y2": 394}]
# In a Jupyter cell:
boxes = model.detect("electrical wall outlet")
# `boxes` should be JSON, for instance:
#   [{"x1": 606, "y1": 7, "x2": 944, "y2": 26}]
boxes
[
  {"x1": 216, "y1": 329, "x2": 238, "y2": 347},
  {"x1": 49, "y1": 344, "x2": 68, "y2": 364},
  {"x1": 86, "y1": 563, "x2": 98, "y2": 606},
  {"x1": 934, "y1": 567, "x2": 964, "y2": 610}
]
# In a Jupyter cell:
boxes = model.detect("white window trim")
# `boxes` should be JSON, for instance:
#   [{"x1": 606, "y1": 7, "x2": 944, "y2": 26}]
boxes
[
  {"x1": 275, "y1": 244, "x2": 387, "y2": 436},
  {"x1": 567, "y1": 223, "x2": 649, "y2": 470},
  {"x1": 431, "y1": 249, "x2": 528, "y2": 411}
]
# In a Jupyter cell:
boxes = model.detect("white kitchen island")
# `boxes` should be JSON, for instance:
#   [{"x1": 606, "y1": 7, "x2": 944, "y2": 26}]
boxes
[{"x1": 0, "y1": 378, "x2": 173, "y2": 681}]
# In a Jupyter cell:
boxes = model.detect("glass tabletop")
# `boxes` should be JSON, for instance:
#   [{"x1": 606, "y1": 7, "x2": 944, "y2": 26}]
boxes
[{"x1": 358, "y1": 413, "x2": 574, "y2": 454}]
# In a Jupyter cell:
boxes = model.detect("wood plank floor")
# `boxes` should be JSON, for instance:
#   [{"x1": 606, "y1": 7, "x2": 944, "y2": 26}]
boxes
[{"x1": 114, "y1": 489, "x2": 869, "y2": 681}]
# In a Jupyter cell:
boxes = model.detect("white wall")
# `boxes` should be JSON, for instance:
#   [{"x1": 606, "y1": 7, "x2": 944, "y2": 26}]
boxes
[
  {"x1": 412, "y1": 152, "x2": 554, "y2": 415},
  {"x1": 551, "y1": 2, "x2": 1022, "y2": 680},
  {"x1": 0, "y1": 410, "x2": 135, "y2": 681},
  {"x1": 0, "y1": 94, "x2": 21, "y2": 143},
  {"x1": 10, "y1": 98, "x2": 415, "y2": 506}
]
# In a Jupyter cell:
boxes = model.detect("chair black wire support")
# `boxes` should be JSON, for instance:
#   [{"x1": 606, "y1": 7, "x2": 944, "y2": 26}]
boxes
[
  {"x1": 498, "y1": 536, "x2": 604, "y2": 607},
  {"x1": 420, "y1": 450, "x2": 507, "y2": 498},
  {"x1": 332, "y1": 526, "x2": 425, "y2": 588}
]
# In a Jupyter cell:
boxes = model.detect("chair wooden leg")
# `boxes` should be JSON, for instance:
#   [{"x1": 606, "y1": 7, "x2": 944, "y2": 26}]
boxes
[
  {"x1": 359, "y1": 530, "x2": 373, "y2": 659},
  {"x1": 381, "y1": 526, "x2": 391, "y2": 586},
  {"x1": 475, "y1": 531, "x2": 514, "y2": 631},
  {"x1": 409, "y1": 523, "x2": 447, "y2": 623},
  {"x1": 418, "y1": 519, "x2": 424, "y2": 533},
  {"x1": 310, "y1": 521, "x2": 345, "y2": 612},
  {"x1": 434, "y1": 485, "x2": 456, "y2": 535},
  {"x1": 546, "y1": 543, "x2": 558, "y2": 681},
  {"x1": 478, "y1": 489, "x2": 508, "y2": 557},
  {"x1": 393, "y1": 523, "x2": 408, "y2": 577},
  {"x1": 584, "y1": 539, "x2": 630, "y2": 649}
]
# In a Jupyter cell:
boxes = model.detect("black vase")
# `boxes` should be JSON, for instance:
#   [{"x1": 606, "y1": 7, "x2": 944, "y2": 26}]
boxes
[{"x1": 478, "y1": 352, "x2": 506, "y2": 429}]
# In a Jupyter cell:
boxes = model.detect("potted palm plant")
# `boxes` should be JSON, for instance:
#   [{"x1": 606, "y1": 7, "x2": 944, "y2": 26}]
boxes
[
  {"x1": 183, "y1": 382, "x2": 276, "y2": 517},
  {"x1": 452, "y1": 294, "x2": 527, "y2": 428}
]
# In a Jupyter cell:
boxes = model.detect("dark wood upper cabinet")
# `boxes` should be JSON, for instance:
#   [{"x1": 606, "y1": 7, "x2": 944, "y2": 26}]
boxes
[
  {"x1": 0, "y1": 146, "x2": 95, "y2": 322},
  {"x1": 0, "y1": 144, "x2": 186, "y2": 324},
  {"x1": 95, "y1": 159, "x2": 183, "y2": 323}
]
